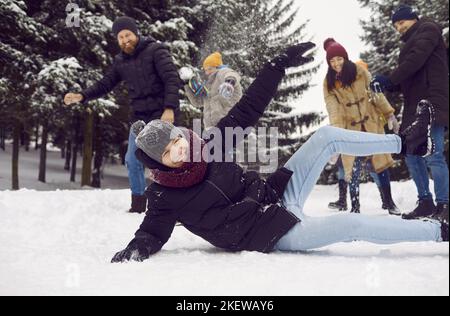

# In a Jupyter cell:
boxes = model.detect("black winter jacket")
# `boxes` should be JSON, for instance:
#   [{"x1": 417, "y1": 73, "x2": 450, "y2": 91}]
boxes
[
  {"x1": 134, "y1": 62, "x2": 300, "y2": 254},
  {"x1": 389, "y1": 18, "x2": 449, "y2": 129},
  {"x1": 81, "y1": 37, "x2": 181, "y2": 123}
]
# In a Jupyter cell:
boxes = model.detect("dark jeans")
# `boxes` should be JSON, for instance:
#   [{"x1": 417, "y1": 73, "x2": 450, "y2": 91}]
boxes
[{"x1": 405, "y1": 125, "x2": 449, "y2": 204}]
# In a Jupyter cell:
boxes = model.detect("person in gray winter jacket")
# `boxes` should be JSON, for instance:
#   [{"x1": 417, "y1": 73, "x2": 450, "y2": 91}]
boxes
[{"x1": 183, "y1": 52, "x2": 243, "y2": 129}]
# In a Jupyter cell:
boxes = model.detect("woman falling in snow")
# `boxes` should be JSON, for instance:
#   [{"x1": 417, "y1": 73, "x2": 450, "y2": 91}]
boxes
[{"x1": 111, "y1": 43, "x2": 448, "y2": 263}]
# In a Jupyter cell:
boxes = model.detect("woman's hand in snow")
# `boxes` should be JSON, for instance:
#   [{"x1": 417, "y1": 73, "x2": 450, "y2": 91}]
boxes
[{"x1": 111, "y1": 233, "x2": 153, "y2": 263}]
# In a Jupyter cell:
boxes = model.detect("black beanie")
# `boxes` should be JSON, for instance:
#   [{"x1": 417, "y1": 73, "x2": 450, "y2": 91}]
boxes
[
  {"x1": 112, "y1": 16, "x2": 138, "y2": 37},
  {"x1": 392, "y1": 5, "x2": 419, "y2": 24}
]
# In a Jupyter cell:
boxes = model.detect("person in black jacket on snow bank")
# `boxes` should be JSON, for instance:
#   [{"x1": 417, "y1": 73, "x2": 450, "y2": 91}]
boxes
[
  {"x1": 111, "y1": 43, "x2": 449, "y2": 263},
  {"x1": 64, "y1": 16, "x2": 181, "y2": 214},
  {"x1": 370, "y1": 5, "x2": 449, "y2": 220}
]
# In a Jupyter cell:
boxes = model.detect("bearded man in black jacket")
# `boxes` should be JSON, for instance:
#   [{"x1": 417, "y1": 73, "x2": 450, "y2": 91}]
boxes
[{"x1": 64, "y1": 17, "x2": 181, "y2": 214}]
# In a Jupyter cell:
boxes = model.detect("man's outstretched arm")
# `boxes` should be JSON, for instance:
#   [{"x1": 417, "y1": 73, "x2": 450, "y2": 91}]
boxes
[{"x1": 64, "y1": 65, "x2": 121, "y2": 105}]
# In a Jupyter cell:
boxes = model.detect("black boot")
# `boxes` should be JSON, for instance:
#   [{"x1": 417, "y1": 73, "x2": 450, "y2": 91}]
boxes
[
  {"x1": 350, "y1": 186, "x2": 360, "y2": 214},
  {"x1": 129, "y1": 194, "x2": 147, "y2": 214},
  {"x1": 432, "y1": 203, "x2": 449, "y2": 242},
  {"x1": 328, "y1": 180, "x2": 348, "y2": 211},
  {"x1": 433, "y1": 203, "x2": 449, "y2": 221},
  {"x1": 402, "y1": 198, "x2": 436, "y2": 220},
  {"x1": 378, "y1": 186, "x2": 389, "y2": 210},
  {"x1": 400, "y1": 100, "x2": 436, "y2": 157},
  {"x1": 378, "y1": 185, "x2": 401, "y2": 216}
]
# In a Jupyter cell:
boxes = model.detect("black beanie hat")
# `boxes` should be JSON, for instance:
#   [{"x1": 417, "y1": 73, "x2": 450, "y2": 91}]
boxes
[
  {"x1": 392, "y1": 5, "x2": 419, "y2": 24},
  {"x1": 112, "y1": 16, "x2": 138, "y2": 37}
]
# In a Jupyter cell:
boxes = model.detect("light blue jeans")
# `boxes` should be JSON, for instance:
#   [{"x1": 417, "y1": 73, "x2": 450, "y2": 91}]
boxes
[
  {"x1": 274, "y1": 126, "x2": 442, "y2": 251},
  {"x1": 125, "y1": 130, "x2": 147, "y2": 196}
]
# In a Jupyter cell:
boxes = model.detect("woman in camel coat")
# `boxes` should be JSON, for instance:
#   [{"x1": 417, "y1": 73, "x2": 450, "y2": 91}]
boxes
[{"x1": 323, "y1": 38, "x2": 401, "y2": 215}]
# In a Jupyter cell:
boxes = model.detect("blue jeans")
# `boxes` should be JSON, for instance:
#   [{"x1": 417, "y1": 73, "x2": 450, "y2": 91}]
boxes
[
  {"x1": 274, "y1": 126, "x2": 442, "y2": 251},
  {"x1": 405, "y1": 125, "x2": 449, "y2": 204},
  {"x1": 125, "y1": 130, "x2": 147, "y2": 196}
]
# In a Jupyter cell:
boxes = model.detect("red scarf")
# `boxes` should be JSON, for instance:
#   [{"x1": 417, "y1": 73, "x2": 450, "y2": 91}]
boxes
[{"x1": 149, "y1": 129, "x2": 208, "y2": 188}]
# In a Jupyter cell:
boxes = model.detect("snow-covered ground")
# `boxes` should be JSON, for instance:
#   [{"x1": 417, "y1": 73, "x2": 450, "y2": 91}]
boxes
[{"x1": 0, "y1": 181, "x2": 448, "y2": 296}]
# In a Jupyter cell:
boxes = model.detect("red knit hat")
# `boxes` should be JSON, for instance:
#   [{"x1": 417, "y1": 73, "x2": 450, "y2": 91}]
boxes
[{"x1": 323, "y1": 38, "x2": 348, "y2": 64}]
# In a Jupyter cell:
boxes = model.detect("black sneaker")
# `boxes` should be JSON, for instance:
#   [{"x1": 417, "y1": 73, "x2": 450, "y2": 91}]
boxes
[
  {"x1": 432, "y1": 204, "x2": 449, "y2": 242},
  {"x1": 401, "y1": 100, "x2": 436, "y2": 157},
  {"x1": 402, "y1": 198, "x2": 436, "y2": 220},
  {"x1": 433, "y1": 203, "x2": 449, "y2": 221},
  {"x1": 436, "y1": 203, "x2": 449, "y2": 213}
]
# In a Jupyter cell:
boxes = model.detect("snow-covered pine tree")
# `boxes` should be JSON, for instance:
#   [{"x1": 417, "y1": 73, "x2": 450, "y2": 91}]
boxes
[
  {"x1": 31, "y1": 57, "x2": 118, "y2": 183},
  {"x1": 1, "y1": 0, "x2": 202, "y2": 187},
  {"x1": 0, "y1": 0, "x2": 50, "y2": 189}
]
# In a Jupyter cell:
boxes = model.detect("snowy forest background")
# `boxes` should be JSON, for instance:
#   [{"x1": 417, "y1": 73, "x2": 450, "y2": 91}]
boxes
[{"x1": 0, "y1": 0, "x2": 448, "y2": 190}]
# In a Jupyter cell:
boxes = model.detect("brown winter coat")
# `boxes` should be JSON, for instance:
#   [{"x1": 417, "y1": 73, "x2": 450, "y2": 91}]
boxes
[{"x1": 324, "y1": 63, "x2": 396, "y2": 180}]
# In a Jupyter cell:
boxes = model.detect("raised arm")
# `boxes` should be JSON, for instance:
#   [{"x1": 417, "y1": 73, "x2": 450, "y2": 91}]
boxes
[
  {"x1": 80, "y1": 64, "x2": 121, "y2": 103},
  {"x1": 211, "y1": 43, "x2": 315, "y2": 150}
]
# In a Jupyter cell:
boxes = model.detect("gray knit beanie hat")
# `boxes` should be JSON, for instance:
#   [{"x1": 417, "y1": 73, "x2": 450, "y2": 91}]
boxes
[{"x1": 132, "y1": 120, "x2": 184, "y2": 164}]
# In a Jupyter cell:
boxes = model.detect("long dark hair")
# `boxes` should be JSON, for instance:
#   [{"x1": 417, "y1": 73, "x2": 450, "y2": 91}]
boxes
[{"x1": 326, "y1": 59, "x2": 357, "y2": 91}]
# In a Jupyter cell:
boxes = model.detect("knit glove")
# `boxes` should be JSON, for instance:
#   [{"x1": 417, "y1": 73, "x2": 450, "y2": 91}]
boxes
[{"x1": 219, "y1": 82, "x2": 235, "y2": 99}]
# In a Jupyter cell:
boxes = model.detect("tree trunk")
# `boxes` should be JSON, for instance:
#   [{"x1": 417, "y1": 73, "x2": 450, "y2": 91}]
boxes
[
  {"x1": 61, "y1": 137, "x2": 66, "y2": 159},
  {"x1": 70, "y1": 140, "x2": 78, "y2": 182},
  {"x1": 34, "y1": 123, "x2": 39, "y2": 150},
  {"x1": 0, "y1": 126, "x2": 5, "y2": 151},
  {"x1": 38, "y1": 122, "x2": 48, "y2": 183},
  {"x1": 65, "y1": 140, "x2": 72, "y2": 171},
  {"x1": 92, "y1": 115, "x2": 103, "y2": 188},
  {"x1": 21, "y1": 124, "x2": 30, "y2": 152},
  {"x1": 81, "y1": 109, "x2": 94, "y2": 187},
  {"x1": 12, "y1": 121, "x2": 20, "y2": 190},
  {"x1": 70, "y1": 118, "x2": 80, "y2": 183},
  {"x1": 24, "y1": 130, "x2": 30, "y2": 151}
]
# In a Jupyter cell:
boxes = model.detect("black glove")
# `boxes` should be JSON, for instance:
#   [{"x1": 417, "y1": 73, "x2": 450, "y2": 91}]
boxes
[
  {"x1": 266, "y1": 168, "x2": 294, "y2": 199},
  {"x1": 111, "y1": 232, "x2": 154, "y2": 263},
  {"x1": 370, "y1": 75, "x2": 393, "y2": 93},
  {"x1": 243, "y1": 172, "x2": 265, "y2": 203},
  {"x1": 243, "y1": 171, "x2": 288, "y2": 205},
  {"x1": 272, "y1": 42, "x2": 316, "y2": 70}
]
